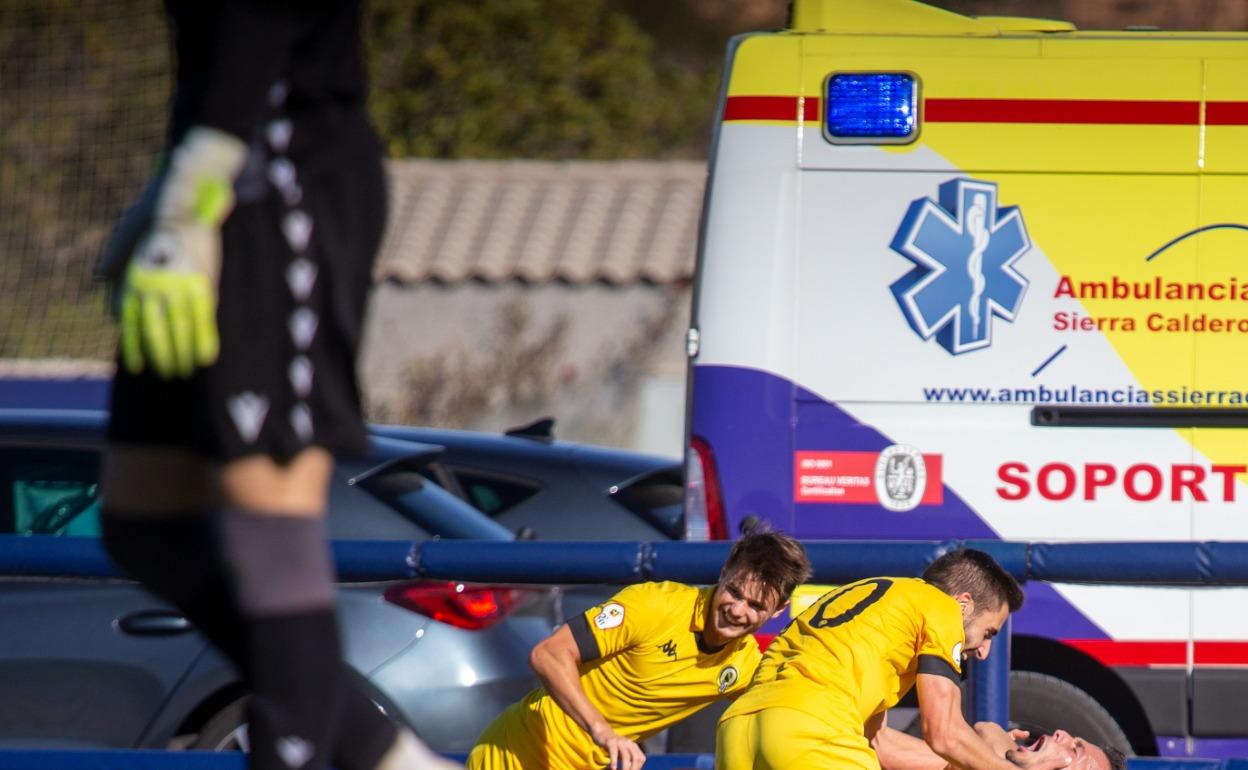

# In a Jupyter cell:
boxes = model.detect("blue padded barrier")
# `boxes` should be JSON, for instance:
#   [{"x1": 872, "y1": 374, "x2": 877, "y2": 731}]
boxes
[
  {"x1": 12, "y1": 537, "x2": 1248, "y2": 587},
  {"x1": 0, "y1": 750, "x2": 246, "y2": 770},
  {"x1": 331, "y1": 540, "x2": 420, "y2": 582},
  {"x1": 0, "y1": 535, "x2": 117, "y2": 578},
  {"x1": 410, "y1": 540, "x2": 648, "y2": 584},
  {"x1": 0, "y1": 750, "x2": 1241, "y2": 770},
  {"x1": 1029, "y1": 542, "x2": 1248, "y2": 585},
  {"x1": 644, "y1": 541, "x2": 733, "y2": 583},
  {"x1": 962, "y1": 539, "x2": 1031, "y2": 580}
]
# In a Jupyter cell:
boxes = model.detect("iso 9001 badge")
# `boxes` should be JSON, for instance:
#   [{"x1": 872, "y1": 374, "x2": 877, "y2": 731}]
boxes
[{"x1": 874, "y1": 445, "x2": 927, "y2": 512}]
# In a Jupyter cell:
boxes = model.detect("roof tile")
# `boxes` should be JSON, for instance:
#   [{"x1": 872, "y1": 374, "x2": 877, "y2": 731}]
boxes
[{"x1": 377, "y1": 160, "x2": 703, "y2": 285}]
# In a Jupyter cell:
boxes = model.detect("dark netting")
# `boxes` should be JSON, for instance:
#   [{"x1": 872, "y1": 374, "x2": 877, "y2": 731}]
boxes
[{"x1": 0, "y1": 0, "x2": 168, "y2": 360}]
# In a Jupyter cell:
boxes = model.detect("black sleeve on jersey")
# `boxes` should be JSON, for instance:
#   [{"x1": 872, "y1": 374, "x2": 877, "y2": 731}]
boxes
[
  {"x1": 917, "y1": 654, "x2": 959, "y2": 682},
  {"x1": 568, "y1": 614, "x2": 602, "y2": 662}
]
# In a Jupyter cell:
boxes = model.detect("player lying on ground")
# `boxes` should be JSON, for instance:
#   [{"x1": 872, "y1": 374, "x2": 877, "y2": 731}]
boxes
[
  {"x1": 466, "y1": 530, "x2": 812, "y2": 770},
  {"x1": 873, "y1": 719, "x2": 1126, "y2": 770}
]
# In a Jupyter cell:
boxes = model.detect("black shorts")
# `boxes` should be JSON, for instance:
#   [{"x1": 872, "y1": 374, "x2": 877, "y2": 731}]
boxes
[{"x1": 109, "y1": 120, "x2": 386, "y2": 464}]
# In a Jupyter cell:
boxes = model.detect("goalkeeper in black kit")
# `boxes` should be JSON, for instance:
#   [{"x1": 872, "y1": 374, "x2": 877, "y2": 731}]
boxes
[{"x1": 98, "y1": 2, "x2": 458, "y2": 769}]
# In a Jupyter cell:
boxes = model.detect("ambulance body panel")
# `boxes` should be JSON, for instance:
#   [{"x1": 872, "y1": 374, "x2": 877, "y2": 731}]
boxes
[{"x1": 688, "y1": 0, "x2": 1248, "y2": 756}]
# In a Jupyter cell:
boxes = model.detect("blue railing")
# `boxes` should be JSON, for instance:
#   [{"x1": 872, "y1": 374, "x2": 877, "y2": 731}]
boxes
[{"x1": 11, "y1": 537, "x2": 1248, "y2": 586}]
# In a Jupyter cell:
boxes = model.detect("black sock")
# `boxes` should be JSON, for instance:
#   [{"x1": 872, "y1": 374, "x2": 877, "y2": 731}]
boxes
[
  {"x1": 244, "y1": 607, "x2": 343, "y2": 770},
  {"x1": 103, "y1": 510, "x2": 397, "y2": 769}
]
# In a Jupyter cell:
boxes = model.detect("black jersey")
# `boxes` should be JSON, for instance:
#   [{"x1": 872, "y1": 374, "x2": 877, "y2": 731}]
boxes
[
  {"x1": 164, "y1": 0, "x2": 376, "y2": 172},
  {"x1": 111, "y1": 0, "x2": 386, "y2": 462}
]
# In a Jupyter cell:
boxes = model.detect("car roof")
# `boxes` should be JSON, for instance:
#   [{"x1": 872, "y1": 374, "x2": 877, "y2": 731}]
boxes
[
  {"x1": 0, "y1": 409, "x2": 449, "y2": 457},
  {"x1": 371, "y1": 423, "x2": 678, "y2": 473},
  {"x1": 0, "y1": 407, "x2": 516, "y2": 541}
]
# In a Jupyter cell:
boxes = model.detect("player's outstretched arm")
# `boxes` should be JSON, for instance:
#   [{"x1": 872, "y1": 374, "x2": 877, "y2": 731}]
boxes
[
  {"x1": 916, "y1": 674, "x2": 1071, "y2": 770},
  {"x1": 529, "y1": 624, "x2": 647, "y2": 770},
  {"x1": 873, "y1": 715, "x2": 1039, "y2": 770},
  {"x1": 871, "y1": 712, "x2": 952, "y2": 770}
]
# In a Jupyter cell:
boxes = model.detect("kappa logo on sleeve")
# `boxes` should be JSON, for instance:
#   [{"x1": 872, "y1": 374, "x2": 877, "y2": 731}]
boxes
[
  {"x1": 594, "y1": 602, "x2": 625, "y2": 630},
  {"x1": 890, "y1": 178, "x2": 1031, "y2": 355}
]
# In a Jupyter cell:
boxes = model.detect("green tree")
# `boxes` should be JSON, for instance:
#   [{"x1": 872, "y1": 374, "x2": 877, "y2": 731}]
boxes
[{"x1": 365, "y1": 0, "x2": 718, "y2": 159}]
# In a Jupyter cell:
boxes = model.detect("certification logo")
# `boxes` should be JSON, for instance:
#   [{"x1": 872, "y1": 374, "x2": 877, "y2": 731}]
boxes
[
  {"x1": 874, "y1": 445, "x2": 927, "y2": 512},
  {"x1": 890, "y1": 178, "x2": 1030, "y2": 355},
  {"x1": 795, "y1": 450, "x2": 942, "y2": 508},
  {"x1": 717, "y1": 665, "x2": 740, "y2": 693}
]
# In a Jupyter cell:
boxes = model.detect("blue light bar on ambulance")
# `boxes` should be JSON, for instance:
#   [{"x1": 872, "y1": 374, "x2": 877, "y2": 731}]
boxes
[{"x1": 824, "y1": 73, "x2": 918, "y2": 144}]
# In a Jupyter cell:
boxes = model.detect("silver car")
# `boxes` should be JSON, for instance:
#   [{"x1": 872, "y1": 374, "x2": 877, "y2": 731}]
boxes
[{"x1": 0, "y1": 409, "x2": 558, "y2": 752}]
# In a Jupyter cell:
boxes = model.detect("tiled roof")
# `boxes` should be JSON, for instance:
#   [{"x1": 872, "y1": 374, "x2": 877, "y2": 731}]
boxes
[{"x1": 376, "y1": 160, "x2": 705, "y2": 286}]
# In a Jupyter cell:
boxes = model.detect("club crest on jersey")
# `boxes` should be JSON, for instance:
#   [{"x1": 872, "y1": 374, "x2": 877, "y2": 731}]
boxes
[
  {"x1": 594, "y1": 603, "x2": 625, "y2": 630},
  {"x1": 953, "y1": 642, "x2": 964, "y2": 661},
  {"x1": 890, "y1": 178, "x2": 1030, "y2": 355},
  {"x1": 717, "y1": 665, "x2": 739, "y2": 693}
]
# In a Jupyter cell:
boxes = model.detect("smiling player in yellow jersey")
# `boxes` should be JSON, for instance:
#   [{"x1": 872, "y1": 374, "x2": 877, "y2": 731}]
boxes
[
  {"x1": 467, "y1": 531, "x2": 812, "y2": 770},
  {"x1": 718, "y1": 549, "x2": 1060, "y2": 770}
]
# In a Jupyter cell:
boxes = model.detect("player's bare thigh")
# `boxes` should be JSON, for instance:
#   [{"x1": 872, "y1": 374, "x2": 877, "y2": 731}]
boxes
[{"x1": 104, "y1": 444, "x2": 333, "y2": 515}]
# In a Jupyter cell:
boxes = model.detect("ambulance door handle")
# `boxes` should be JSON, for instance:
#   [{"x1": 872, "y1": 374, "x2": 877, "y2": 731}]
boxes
[{"x1": 1032, "y1": 406, "x2": 1248, "y2": 428}]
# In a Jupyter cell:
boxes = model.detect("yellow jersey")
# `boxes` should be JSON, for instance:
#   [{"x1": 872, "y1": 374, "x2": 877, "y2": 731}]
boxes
[
  {"x1": 469, "y1": 581, "x2": 761, "y2": 770},
  {"x1": 722, "y1": 577, "x2": 964, "y2": 732}
]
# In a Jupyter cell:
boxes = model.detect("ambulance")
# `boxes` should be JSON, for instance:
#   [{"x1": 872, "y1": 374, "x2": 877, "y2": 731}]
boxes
[{"x1": 684, "y1": 0, "x2": 1248, "y2": 757}]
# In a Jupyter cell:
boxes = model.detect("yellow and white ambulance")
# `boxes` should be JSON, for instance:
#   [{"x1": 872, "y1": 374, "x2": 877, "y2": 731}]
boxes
[{"x1": 684, "y1": 0, "x2": 1248, "y2": 756}]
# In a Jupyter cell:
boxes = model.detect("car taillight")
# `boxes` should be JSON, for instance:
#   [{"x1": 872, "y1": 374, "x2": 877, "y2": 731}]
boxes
[
  {"x1": 383, "y1": 581, "x2": 528, "y2": 630},
  {"x1": 685, "y1": 436, "x2": 728, "y2": 540}
]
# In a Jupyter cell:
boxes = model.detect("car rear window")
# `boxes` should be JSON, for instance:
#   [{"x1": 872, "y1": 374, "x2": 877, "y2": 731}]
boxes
[
  {"x1": 350, "y1": 462, "x2": 515, "y2": 541},
  {"x1": 608, "y1": 468, "x2": 685, "y2": 540},
  {"x1": 448, "y1": 468, "x2": 541, "y2": 517}
]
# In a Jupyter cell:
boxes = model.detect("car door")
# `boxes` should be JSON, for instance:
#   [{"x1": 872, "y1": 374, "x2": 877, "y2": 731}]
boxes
[{"x1": 0, "y1": 446, "x2": 209, "y2": 748}]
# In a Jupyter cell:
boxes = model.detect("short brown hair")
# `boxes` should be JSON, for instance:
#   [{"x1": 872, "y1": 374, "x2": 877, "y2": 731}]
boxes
[
  {"x1": 922, "y1": 548, "x2": 1024, "y2": 612},
  {"x1": 721, "y1": 529, "x2": 812, "y2": 608},
  {"x1": 1101, "y1": 745, "x2": 1127, "y2": 770}
]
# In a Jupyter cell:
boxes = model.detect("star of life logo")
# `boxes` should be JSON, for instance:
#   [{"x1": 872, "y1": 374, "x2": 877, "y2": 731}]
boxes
[{"x1": 890, "y1": 178, "x2": 1031, "y2": 355}]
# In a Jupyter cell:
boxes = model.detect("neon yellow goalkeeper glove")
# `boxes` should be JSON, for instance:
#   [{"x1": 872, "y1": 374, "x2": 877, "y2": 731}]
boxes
[{"x1": 119, "y1": 127, "x2": 247, "y2": 378}]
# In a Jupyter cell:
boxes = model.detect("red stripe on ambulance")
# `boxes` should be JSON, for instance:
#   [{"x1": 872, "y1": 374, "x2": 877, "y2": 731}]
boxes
[
  {"x1": 1207, "y1": 101, "x2": 1248, "y2": 125},
  {"x1": 997, "y1": 462, "x2": 1246, "y2": 502},
  {"x1": 925, "y1": 98, "x2": 1199, "y2": 124},
  {"x1": 722, "y1": 96, "x2": 819, "y2": 122},
  {"x1": 1064, "y1": 640, "x2": 1248, "y2": 667},
  {"x1": 722, "y1": 96, "x2": 1248, "y2": 125}
]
